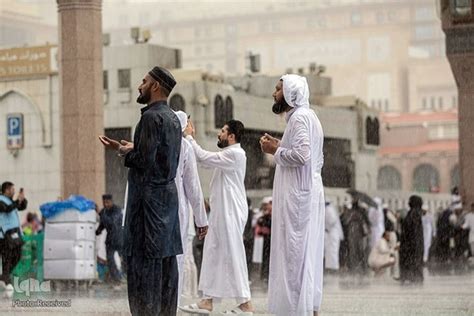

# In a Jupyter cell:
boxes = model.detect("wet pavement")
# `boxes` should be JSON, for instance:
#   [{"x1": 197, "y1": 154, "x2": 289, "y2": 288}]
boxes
[{"x1": 0, "y1": 269, "x2": 472, "y2": 315}]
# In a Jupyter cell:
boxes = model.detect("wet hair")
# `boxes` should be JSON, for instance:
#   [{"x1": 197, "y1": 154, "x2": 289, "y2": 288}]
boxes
[
  {"x1": 408, "y1": 195, "x2": 423, "y2": 209},
  {"x1": 1, "y1": 181, "x2": 13, "y2": 194},
  {"x1": 26, "y1": 212, "x2": 35, "y2": 223},
  {"x1": 225, "y1": 120, "x2": 245, "y2": 143},
  {"x1": 102, "y1": 194, "x2": 113, "y2": 201}
]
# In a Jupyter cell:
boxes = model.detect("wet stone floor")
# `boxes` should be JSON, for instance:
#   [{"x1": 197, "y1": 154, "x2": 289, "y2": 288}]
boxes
[{"x1": 0, "y1": 269, "x2": 472, "y2": 315}]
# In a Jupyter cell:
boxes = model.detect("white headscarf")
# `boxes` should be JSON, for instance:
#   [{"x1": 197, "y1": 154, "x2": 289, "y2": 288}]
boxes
[
  {"x1": 280, "y1": 74, "x2": 310, "y2": 109},
  {"x1": 174, "y1": 110, "x2": 188, "y2": 132}
]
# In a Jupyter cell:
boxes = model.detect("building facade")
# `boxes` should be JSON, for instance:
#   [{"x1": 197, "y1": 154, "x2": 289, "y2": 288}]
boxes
[
  {"x1": 1, "y1": 43, "x2": 380, "y2": 212},
  {"x1": 378, "y1": 111, "x2": 459, "y2": 194}
]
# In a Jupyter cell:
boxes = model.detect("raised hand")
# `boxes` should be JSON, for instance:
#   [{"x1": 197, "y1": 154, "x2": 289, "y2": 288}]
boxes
[
  {"x1": 260, "y1": 133, "x2": 280, "y2": 155},
  {"x1": 118, "y1": 140, "x2": 134, "y2": 156},
  {"x1": 184, "y1": 119, "x2": 195, "y2": 138},
  {"x1": 98, "y1": 135, "x2": 121, "y2": 151}
]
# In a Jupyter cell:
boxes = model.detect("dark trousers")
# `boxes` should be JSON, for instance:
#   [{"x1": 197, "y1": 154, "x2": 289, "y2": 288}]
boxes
[
  {"x1": 261, "y1": 235, "x2": 271, "y2": 282},
  {"x1": 243, "y1": 237, "x2": 254, "y2": 277},
  {"x1": 106, "y1": 245, "x2": 123, "y2": 283},
  {"x1": 0, "y1": 238, "x2": 22, "y2": 285},
  {"x1": 127, "y1": 255, "x2": 178, "y2": 316}
]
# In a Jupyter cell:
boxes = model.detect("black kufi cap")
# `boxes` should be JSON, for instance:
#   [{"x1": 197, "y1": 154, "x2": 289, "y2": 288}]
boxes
[
  {"x1": 102, "y1": 194, "x2": 113, "y2": 200},
  {"x1": 148, "y1": 66, "x2": 176, "y2": 92}
]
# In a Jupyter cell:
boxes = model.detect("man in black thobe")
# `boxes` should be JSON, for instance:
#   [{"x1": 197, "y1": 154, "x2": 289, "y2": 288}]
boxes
[
  {"x1": 399, "y1": 195, "x2": 424, "y2": 284},
  {"x1": 99, "y1": 66, "x2": 182, "y2": 315},
  {"x1": 95, "y1": 194, "x2": 124, "y2": 286}
]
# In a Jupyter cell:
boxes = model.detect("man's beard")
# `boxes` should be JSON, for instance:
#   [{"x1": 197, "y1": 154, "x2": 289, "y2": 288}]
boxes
[
  {"x1": 272, "y1": 98, "x2": 290, "y2": 114},
  {"x1": 217, "y1": 138, "x2": 229, "y2": 148},
  {"x1": 137, "y1": 89, "x2": 151, "y2": 104}
]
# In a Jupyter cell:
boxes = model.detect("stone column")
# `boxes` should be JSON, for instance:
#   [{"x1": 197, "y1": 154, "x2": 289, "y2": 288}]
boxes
[{"x1": 57, "y1": 0, "x2": 104, "y2": 203}]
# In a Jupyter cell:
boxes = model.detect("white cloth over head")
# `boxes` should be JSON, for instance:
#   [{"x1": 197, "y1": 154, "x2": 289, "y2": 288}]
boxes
[
  {"x1": 281, "y1": 74, "x2": 310, "y2": 109},
  {"x1": 174, "y1": 110, "x2": 188, "y2": 132}
]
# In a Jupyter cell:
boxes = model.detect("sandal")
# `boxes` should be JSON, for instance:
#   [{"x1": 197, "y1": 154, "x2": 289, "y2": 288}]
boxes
[{"x1": 179, "y1": 303, "x2": 211, "y2": 314}]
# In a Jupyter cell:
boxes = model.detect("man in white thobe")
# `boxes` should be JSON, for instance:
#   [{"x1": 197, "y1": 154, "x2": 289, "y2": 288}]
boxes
[
  {"x1": 174, "y1": 111, "x2": 209, "y2": 302},
  {"x1": 324, "y1": 201, "x2": 344, "y2": 272},
  {"x1": 179, "y1": 119, "x2": 254, "y2": 315},
  {"x1": 261, "y1": 74, "x2": 325, "y2": 316},
  {"x1": 368, "y1": 197, "x2": 385, "y2": 250},
  {"x1": 422, "y1": 206, "x2": 435, "y2": 263}
]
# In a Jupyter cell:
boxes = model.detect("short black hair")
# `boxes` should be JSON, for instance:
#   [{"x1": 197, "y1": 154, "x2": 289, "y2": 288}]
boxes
[
  {"x1": 1, "y1": 181, "x2": 14, "y2": 194},
  {"x1": 408, "y1": 195, "x2": 423, "y2": 209},
  {"x1": 225, "y1": 120, "x2": 245, "y2": 143},
  {"x1": 26, "y1": 212, "x2": 35, "y2": 223},
  {"x1": 102, "y1": 194, "x2": 113, "y2": 201}
]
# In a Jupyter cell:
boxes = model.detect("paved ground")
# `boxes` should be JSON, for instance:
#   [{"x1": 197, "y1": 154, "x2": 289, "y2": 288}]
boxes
[{"x1": 0, "y1": 269, "x2": 472, "y2": 315}]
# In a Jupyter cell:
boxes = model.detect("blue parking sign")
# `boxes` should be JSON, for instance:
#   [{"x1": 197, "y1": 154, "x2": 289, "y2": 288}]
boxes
[{"x1": 7, "y1": 113, "x2": 24, "y2": 149}]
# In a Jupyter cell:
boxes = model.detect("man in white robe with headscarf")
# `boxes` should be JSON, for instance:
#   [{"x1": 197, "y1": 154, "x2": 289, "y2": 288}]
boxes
[
  {"x1": 260, "y1": 74, "x2": 325, "y2": 316},
  {"x1": 174, "y1": 111, "x2": 209, "y2": 302}
]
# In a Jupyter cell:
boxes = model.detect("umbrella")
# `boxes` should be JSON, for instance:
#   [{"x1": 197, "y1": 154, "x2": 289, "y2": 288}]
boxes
[{"x1": 346, "y1": 189, "x2": 377, "y2": 208}]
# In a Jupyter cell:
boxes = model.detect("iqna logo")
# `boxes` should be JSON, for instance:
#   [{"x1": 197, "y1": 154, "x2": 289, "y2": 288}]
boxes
[{"x1": 13, "y1": 277, "x2": 51, "y2": 296}]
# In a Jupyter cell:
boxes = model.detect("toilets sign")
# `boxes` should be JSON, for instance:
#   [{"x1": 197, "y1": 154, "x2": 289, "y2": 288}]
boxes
[{"x1": 7, "y1": 113, "x2": 24, "y2": 149}]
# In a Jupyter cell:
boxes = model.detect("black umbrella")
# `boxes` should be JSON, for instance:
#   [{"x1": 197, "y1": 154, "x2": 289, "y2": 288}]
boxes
[{"x1": 346, "y1": 189, "x2": 377, "y2": 208}]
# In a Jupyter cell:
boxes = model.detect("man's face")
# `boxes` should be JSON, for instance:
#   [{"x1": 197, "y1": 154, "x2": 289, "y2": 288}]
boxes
[
  {"x1": 4, "y1": 185, "x2": 14, "y2": 198},
  {"x1": 217, "y1": 125, "x2": 231, "y2": 148},
  {"x1": 264, "y1": 202, "x2": 272, "y2": 215},
  {"x1": 272, "y1": 80, "x2": 289, "y2": 114},
  {"x1": 103, "y1": 199, "x2": 113, "y2": 210},
  {"x1": 137, "y1": 74, "x2": 155, "y2": 104}
]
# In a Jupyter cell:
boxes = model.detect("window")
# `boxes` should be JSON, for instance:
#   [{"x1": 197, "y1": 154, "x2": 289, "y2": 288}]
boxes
[
  {"x1": 413, "y1": 164, "x2": 440, "y2": 192},
  {"x1": 118, "y1": 69, "x2": 131, "y2": 89},
  {"x1": 452, "y1": 95, "x2": 457, "y2": 108},
  {"x1": 415, "y1": 26, "x2": 435, "y2": 40},
  {"x1": 452, "y1": 0, "x2": 472, "y2": 17},
  {"x1": 376, "y1": 11, "x2": 385, "y2": 24},
  {"x1": 103, "y1": 71, "x2": 108, "y2": 90},
  {"x1": 365, "y1": 117, "x2": 380, "y2": 145},
  {"x1": 378, "y1": 166, "x2": 402, "y2": 190},
  {"x1": 169, "y1": 94, "x2": 186, "y2": 112},
  {"x1": 415, "y1": 7, "x2": 435, "y2": 21},
  {"x1": 438, "y1": 97, "x2": 443, "y2": 109},
  {"x1": 422, "y1": 97, "x2": 427, "y2": 109},
  {"x1": 214, "y1": 95, "x2": 234, "y2": 129},
  {"x1": 430, "y1": 97, "x2": 436, "y2": 109},
  {"x1": 351, "y1": 11, "x2": 361, "y2": 25},
  {"x1": 384, "y1": 99, "x2": 389, "y2": 112},
  {"x1": 214, "y1": 95, "x2": 225, "y2": 128}
]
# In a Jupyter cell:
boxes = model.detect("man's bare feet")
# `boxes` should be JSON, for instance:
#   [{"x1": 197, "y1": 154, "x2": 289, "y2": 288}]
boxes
[
  {"x1": 238, "y1": 301, "x2": 254, "y2": 312},
  {"x1": 197, "y1": 298, "x2": 213, "y2": 311}
]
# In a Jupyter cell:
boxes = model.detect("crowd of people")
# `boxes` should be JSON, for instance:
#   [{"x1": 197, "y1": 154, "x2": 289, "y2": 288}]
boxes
[{"x1": 322, "y1": 189, "x2": 474, "y2": 284}]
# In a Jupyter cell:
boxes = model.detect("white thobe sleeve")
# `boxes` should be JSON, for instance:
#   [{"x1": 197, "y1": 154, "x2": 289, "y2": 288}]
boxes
[
  {"x1": 274, "y1": 116, "x2": 311, "y2": 167},
  {"x1": 182, "y1": 144, "x2": 208, "y2": 228},
  {"x1": 185, "y1": 135, "x2": 236, "y2": 170}
]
